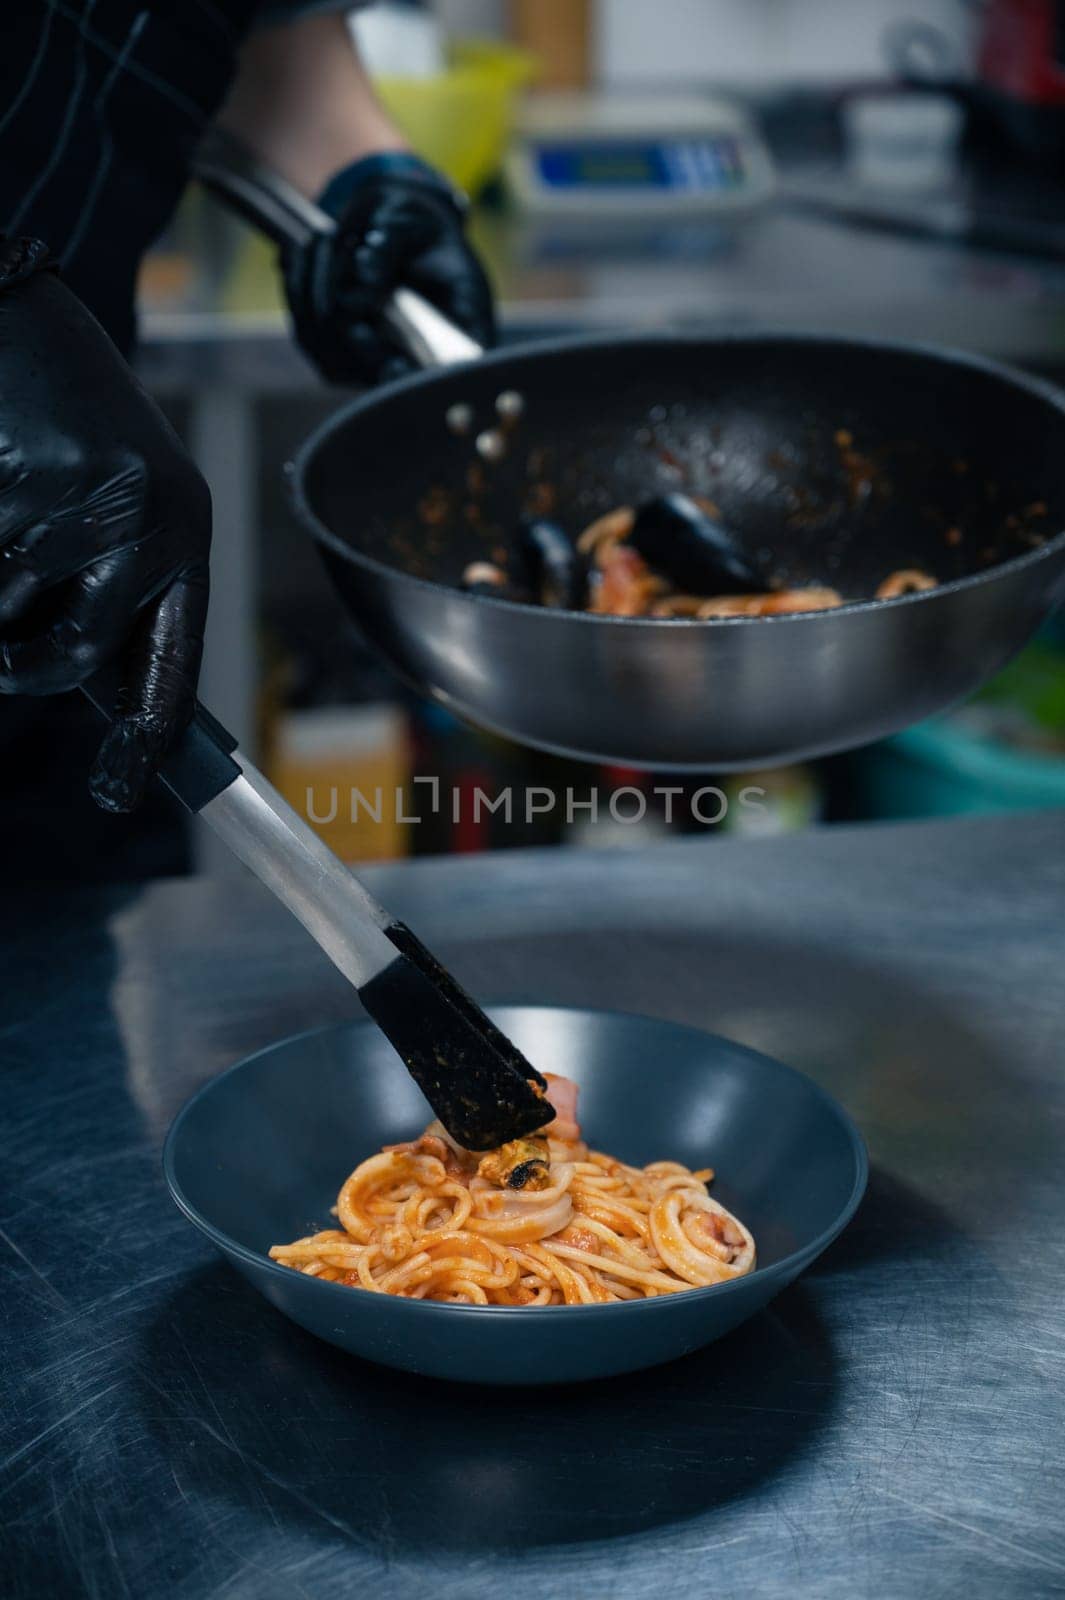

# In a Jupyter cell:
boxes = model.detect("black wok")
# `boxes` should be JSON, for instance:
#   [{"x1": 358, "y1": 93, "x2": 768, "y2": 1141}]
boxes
[
  {"x1": 197, "y1": 134, "x2": 1065, "y2": 770},
  {"x1": 293, "y1": 333, "x2": 1065, "y2": 769}
]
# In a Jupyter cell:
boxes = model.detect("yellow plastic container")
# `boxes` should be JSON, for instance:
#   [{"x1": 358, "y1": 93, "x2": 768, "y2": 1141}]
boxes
[{"x1": 374, "y1": 40, "x2": 537, "y2": 198}]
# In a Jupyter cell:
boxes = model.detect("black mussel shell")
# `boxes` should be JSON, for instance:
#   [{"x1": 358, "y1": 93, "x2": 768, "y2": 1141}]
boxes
[
  {"x1": 517, "y1": 519, "x2": 587, "y2": 610},
  {"x1": 629, "y1": 494, "x2": 763, "y2": 597}
]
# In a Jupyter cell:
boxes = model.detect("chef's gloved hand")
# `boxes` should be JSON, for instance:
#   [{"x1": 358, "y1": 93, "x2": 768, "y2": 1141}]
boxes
[
  {"x1": 282, "y1": 152, "x2": 496, "y2": 385},
  {"x1": 0, "y1": 241, "x2": 212, "y2": 813}
]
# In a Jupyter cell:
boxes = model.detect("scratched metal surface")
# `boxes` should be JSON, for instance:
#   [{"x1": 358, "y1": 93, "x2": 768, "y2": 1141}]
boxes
[{"x1": 2, "y1": 812, "x2": 1064, "y2": 1599}]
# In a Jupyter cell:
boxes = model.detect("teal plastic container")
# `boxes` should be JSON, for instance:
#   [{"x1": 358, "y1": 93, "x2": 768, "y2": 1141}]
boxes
[
  {"x1": 860, "y1": 719, "x2": 1065, "y2": 819},
  {"x1": 859, "y1": 622, "x2": 1065, "y2": 819}
]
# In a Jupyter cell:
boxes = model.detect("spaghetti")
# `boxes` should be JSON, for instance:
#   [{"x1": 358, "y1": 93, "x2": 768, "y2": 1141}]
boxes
[{"x1": 269, "y1": 1075, "x2": 756, "y2": 1305}]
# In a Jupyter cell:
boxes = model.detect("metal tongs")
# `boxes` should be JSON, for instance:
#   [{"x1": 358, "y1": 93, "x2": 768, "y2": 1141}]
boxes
[
  {"x1": 82, "y1": 139, "x2": 551, "y2": 1149},
  {"x1": 83, "y1": 702, "x2": 549, "y2": 1148}
]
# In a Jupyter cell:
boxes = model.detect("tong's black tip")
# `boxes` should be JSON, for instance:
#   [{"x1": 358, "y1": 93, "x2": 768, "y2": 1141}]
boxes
[{"x1": 358, "y1": 922, "x2": 553, "y2": 1151}]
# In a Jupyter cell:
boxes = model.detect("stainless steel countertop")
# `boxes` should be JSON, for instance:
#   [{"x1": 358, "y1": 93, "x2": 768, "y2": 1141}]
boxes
[{"x1": 2, "y1": 812, "x2": 1064, "y2": 1596}]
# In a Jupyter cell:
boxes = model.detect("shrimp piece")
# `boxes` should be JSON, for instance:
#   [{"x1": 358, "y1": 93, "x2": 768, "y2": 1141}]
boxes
[
  {"x1": 696, "y1": 595, "x2": 769, "y2": 619},
  {"x1": 758, "y1": 586, "x2": 843, "y2": 615},
  {"x1": 577, "y1": 506, "x2": 636, "y2": 557},
  {"x1": 543, "y1": 1073, "x2": 581, "y2": 1143},
  {"x1": 875, "y1": 569, "x2": 937, "y2": 599},
  {"x1": 590, "y1": 544, "x2": 666, "y2": 616},
  {"x1": 696, "y1": 587, "x2": 842, "y2": 619},
  {"x1": 649, "y1": 594, "x2": 709, "y2": 618}
]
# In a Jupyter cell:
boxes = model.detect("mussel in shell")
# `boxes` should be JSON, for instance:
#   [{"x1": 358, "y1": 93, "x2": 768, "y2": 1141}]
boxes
[
  {"x1": 517, "y1": 518, "x2": 587, "y2": 610},
  {"x1": 477, "y1": 1134, "x2": 552, "y2": 1191},
  {"x1": 629, "y1": 493, "x2": 763, "y2": 597}
]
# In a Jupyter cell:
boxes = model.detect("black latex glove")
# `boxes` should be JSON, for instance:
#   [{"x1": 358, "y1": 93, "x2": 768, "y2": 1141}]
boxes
[
  {"x1": 0, "y1": 253, "x2": 211, "y2": 813},
  {"x1": 282, "y1": 152, "x2": 496, "y2": 385}
]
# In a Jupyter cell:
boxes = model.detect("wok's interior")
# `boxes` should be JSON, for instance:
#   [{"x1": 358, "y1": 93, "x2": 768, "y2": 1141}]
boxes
[{"x1": 303, "y1": 337, "x2": 1065, "y2": 604}]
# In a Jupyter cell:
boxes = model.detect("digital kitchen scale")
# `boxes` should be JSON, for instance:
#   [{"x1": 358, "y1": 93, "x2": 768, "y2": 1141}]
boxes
[{"x1": 506, "y1": 93, "x2": 775, "y2": 217}]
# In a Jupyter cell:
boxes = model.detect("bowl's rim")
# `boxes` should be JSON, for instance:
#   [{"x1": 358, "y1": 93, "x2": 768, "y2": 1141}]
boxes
[{"x1": 163, "y1": 1004, "x2": 869, "y2": 1321}]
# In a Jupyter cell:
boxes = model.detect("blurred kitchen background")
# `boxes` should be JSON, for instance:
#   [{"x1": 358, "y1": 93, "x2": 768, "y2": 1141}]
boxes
[{"x1": 127, "y1": 0, "x2": 1065, "y2": 872}]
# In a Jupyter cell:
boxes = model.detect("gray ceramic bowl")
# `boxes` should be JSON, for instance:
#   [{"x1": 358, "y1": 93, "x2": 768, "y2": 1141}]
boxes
[{"x1": 164, "y1": 1007, "x2": 867, "y2": 1385}]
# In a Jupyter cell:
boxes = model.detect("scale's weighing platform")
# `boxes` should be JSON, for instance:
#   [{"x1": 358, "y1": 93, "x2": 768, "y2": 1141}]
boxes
[{"x1": 506, "y1": 94, "x2": 775, "y2": 217}]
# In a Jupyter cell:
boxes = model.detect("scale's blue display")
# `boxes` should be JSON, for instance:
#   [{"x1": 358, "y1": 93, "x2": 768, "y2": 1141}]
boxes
[{"x1": 536, "y1": 139, "x2": 747, "y2": 192}]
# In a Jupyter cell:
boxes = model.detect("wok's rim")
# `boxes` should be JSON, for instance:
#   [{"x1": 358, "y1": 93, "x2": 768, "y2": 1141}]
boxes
[
  {"x1": 163, "y1": 1004, "x2": 869, "y2": 1323},
  {"x1": 289, "y1": 328, "x2": 1065, "y2": 631}
]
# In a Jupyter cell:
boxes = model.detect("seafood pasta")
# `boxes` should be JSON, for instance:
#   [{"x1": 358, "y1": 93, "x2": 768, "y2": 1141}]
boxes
[
  {"x1": 269, "y1": 1077, "x2": 756, "y2": 1305},
  {"x1": 459, "y1": 492, "x2": 939, "y2": 620}
]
